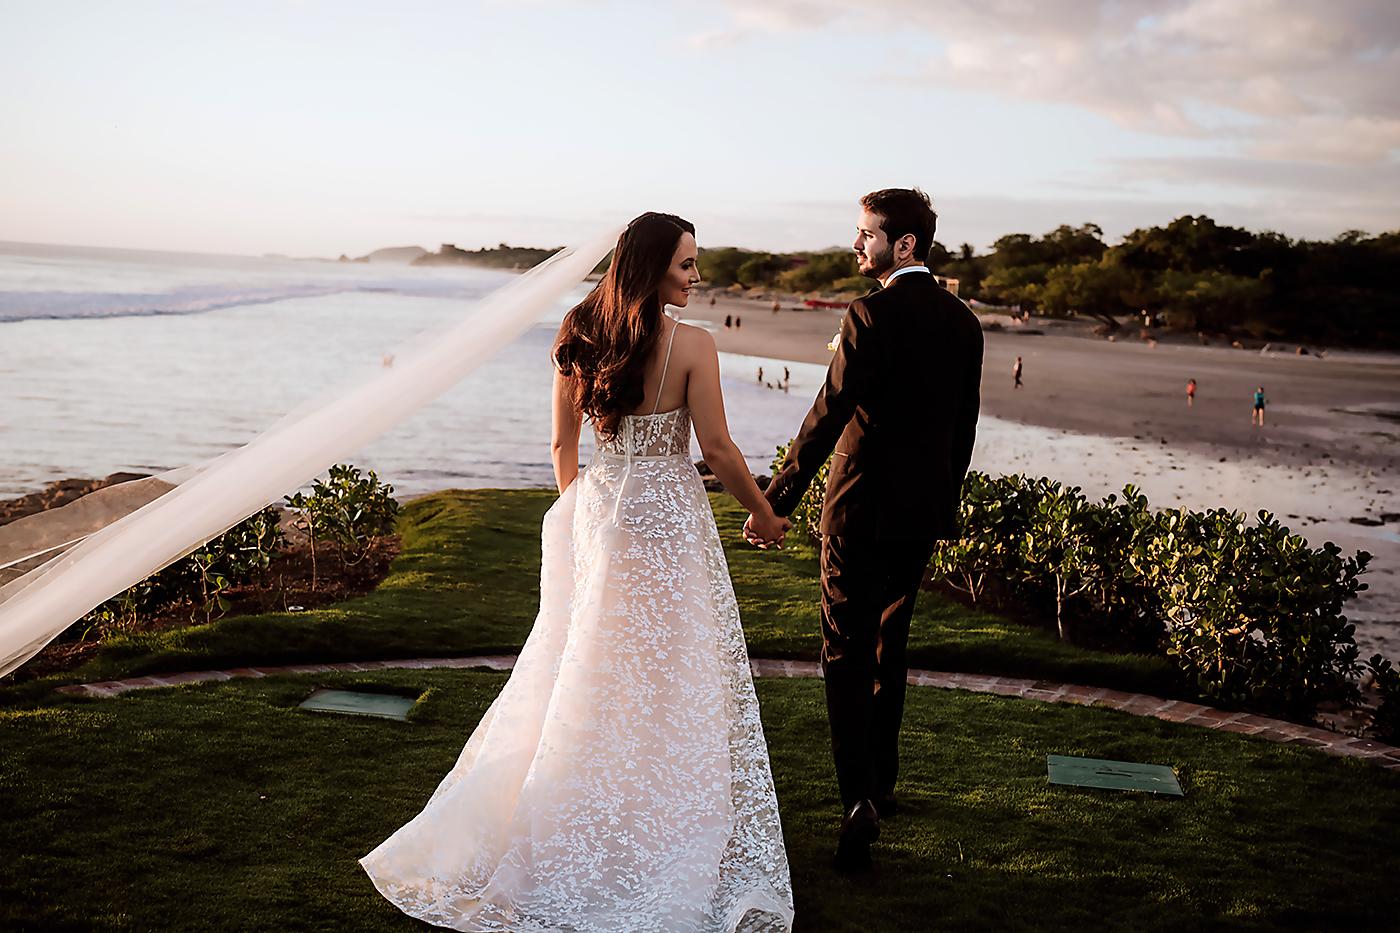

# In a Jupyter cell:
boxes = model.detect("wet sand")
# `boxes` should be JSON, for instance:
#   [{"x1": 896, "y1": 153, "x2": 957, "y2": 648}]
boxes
[{"x1": 686, "y1": 291, "x2": 1400, "y2": 658}]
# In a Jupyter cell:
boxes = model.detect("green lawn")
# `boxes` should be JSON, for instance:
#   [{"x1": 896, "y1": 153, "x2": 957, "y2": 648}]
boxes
[
  {"x1": 3, "y1": 669, "x2": 1396, "y2": 931},
  {"x1": 0, "y1": 488, "x2": 1178, "y2": 707},
  {"x1": 4, "y1": 489, "x2": 1395, "y2": 929}
]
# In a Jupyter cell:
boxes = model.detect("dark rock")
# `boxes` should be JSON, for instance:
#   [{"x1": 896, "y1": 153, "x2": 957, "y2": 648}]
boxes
[
  {"x1": 0, "y1": 472, "x2": 151, "y2": 527},
  {"x1": 693, "y1": 461, "x2": 769, "y2": 494}
]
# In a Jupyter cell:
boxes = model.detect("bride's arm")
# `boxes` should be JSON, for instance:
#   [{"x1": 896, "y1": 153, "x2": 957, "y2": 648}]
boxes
[
  {"x1": 687, "y1": 328, "x2": 782, "y2": 524},
  {"x1": 551, "y1": 368, "x2": 582, "y2": 494}
]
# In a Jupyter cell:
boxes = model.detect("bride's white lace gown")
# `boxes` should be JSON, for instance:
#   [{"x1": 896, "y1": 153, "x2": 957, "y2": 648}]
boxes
[{"x1": 360, "y1": 332, "x2": 794, "y2": 932}]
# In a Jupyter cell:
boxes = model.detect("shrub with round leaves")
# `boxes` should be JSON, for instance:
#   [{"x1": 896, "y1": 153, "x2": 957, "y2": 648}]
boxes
[
  {"x1": 769, "y1": 442, "x2": 829, "y2": 546},
  {"x1": 1126, "y1": 507, "x2": 1367, "y2": 719},
  {"x1": 1364, "y1": 654, "x2": 1400, "y2": 744}
]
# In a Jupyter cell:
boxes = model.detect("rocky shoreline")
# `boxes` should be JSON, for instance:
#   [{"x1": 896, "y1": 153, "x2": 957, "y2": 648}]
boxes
[{"x1": 0, "y1": 472, "x2": 153, "y2": 527}]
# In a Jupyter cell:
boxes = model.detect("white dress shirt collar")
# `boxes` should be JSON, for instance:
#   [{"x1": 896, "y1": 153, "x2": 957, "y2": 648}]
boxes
[{"x1": 882, "y1": 265, "x2": 931, "y2": 287}]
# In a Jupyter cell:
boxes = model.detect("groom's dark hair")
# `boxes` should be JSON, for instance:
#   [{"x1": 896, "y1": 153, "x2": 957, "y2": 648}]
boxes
[{"x1": 860, "y1": 188, "x2": 937, "y2": 262}]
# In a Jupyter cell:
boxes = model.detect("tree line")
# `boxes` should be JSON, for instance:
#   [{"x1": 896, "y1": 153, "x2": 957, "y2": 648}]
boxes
[{"x1": 699, "y1": 216, "x2": 1399, "y2": 349}]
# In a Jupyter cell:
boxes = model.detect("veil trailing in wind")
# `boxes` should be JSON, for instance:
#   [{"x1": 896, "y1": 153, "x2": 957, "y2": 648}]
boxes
[{"x1": 0, "y1": 224, "x2": 622, "y2": 678}]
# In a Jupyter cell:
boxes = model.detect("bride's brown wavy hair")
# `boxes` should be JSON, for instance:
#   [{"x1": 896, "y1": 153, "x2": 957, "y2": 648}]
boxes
[{"x1": 552, "y1": 211, "x2": 695, "y2": 440}]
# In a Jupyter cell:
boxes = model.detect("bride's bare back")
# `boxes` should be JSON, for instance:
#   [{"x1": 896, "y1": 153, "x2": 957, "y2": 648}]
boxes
[{"x1": 552, "y1": 314, "x2": 783, "y2": 540}]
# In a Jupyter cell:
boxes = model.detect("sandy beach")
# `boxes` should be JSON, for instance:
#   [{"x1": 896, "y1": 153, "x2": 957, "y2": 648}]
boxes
[
  {"x1": 686, "y1": 289, "x2": 1400, "y2": 658},
  {"x1": 693, "y1": 291, "x2": 1400, "y2": 470}
]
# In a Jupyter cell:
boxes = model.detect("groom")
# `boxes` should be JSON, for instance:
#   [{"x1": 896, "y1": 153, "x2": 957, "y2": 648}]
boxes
[{"x1": 746, "y1": 187, "x2": 983, "y2": 872}]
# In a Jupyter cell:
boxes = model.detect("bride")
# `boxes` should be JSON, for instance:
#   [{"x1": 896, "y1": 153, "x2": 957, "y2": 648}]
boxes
[{"x1": 359, "y1": 212, "x2": 796, "y2": 931}]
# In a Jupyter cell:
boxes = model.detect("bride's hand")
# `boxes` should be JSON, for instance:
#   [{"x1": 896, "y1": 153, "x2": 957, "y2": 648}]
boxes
[{"x1": 743, "y1": 512, "x2": 790, "y2": 549}]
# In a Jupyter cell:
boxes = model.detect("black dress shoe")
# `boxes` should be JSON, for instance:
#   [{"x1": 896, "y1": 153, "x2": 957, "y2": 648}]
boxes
[
  {"x1": 873, "y1": 795, "x2": 900, "y2": 819},
  {"x1": 833, "y1": 799, "x2": 880, "y2": 873}
]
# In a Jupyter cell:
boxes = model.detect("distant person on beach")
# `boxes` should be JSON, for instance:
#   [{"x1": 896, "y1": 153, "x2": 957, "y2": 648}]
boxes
[
  {"x1": 724, "y1": 314, "x2": 732, "y2": 329},
  {"x1": 772, "y1": 300, "x2": 780, "y2": 314},
  {"x1": 1186, "y1": 378, "x2": 1197, "y2": 407},
  {"x1": 710, "y1": 295, "x2": 717, "y2": 307},
  {"x1": 1013, "y1": 356, "x2": 1023, "y2": 389},
  {"x1": 735, "y1": 316, "x2": 742, "y2": 329},
  {"x1": 783, "y1": 366, "x2": 790, "y2": 389},
  {"x1": 1253, "y1": 386, "x2": 1267, "y2": 426},
  {"x1": 757, "y1": 366, "x2": 764, "y2": 384}
]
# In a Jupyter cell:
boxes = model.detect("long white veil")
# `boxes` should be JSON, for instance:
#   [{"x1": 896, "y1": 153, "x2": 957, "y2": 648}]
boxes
[{"x1": 0, "y1": 224, "x2": 622, "y2": 678}]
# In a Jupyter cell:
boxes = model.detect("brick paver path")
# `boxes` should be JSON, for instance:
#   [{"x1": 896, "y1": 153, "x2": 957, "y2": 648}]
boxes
[{"x1": 55, "y1": 656, "x2": 1400, "y2": 771}]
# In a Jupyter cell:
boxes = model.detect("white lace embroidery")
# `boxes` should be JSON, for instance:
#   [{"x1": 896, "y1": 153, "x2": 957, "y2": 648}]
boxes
[
  {"x1": 596, "y1": 407, "x2": 692, "y2": 458},
  {"x1": 360, "y1": 406, "x2": 794, "y2": 932}
]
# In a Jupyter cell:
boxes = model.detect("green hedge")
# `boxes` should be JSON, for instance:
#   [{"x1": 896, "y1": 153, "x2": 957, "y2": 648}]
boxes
[
  {"x1": 78, "y1": 464, "x2": 398, "y2": 635},
  {"x1": 772, "y1": 446, "x2": 1380, "y2": 724}
]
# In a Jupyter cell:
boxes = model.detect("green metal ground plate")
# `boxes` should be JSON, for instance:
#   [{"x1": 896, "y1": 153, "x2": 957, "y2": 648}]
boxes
[
  {"x1": 298, "y1": 689, "x2": 417, "y2": 721},
  {"x1": 1046, "y1": 754, "x2": 1184, "y2": 796}
]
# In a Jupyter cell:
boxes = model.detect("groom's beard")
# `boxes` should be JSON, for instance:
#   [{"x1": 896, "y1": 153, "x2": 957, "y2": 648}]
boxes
[{"x1": 859, "y1": 243, "x2": 895, "y2": 280}]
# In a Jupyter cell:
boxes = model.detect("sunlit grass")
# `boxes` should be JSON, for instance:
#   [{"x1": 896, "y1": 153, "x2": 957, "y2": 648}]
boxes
[
  {"x1": 2, "y1": 488, "x2": 1176, "y2": 706},
  {"x1": 2, "y1": 670, "x2": 1395, "y2": 930}
]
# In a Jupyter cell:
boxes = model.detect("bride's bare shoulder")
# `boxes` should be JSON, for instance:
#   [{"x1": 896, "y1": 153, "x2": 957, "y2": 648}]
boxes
[{"x1": 672, "y1": 319, "x2": 716, "y2": 360}]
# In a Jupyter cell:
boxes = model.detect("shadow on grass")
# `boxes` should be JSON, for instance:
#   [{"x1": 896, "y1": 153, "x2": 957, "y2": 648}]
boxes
[{"x1": 2, "y1": 669, "x2": 1395, "y2": 931}]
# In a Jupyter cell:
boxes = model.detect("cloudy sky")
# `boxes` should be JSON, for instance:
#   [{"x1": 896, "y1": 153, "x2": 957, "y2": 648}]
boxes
[{"x1": 2, "y1": 0, "x2": 1395, "y2": 256}]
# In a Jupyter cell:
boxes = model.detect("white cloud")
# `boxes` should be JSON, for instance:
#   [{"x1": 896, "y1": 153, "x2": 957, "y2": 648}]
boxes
[
  {"x1": 700, "y1": 0, "x2": 1400, "y2": 165},
  {"x1": 686, "y1": 1, "x2": 845, "y2": 48},
  {"x1": 1246, "y1": 114, "x2": 1400, "y2": 164}
]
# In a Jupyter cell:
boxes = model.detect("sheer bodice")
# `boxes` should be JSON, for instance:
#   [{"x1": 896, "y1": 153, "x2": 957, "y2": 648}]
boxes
[
  {"x1": 596, "y1": 320, "x2": 691, "y2": 461},
  {"x1": 595, "y1": 406, "x2": 693, "y2": 459}
]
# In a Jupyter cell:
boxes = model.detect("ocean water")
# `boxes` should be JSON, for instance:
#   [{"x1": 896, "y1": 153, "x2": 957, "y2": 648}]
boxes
[
  {"x1": 2, "y1": 241, "x2": 1395, "y2": 651},
  {"x1": 0, "y1": 241, "x2": 819, "y2": 496},
  {"x1": 0, "y1": 240, "x2": 497, "y2": 322}
]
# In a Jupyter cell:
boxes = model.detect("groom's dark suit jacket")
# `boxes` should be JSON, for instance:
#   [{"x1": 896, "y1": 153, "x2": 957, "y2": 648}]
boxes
[{"x1": 766, "y1": 269, "x2": 984, "y2": 541}]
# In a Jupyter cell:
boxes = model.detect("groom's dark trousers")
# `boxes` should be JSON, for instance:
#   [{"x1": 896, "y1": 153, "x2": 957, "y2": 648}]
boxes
[
  {"x1": 820, "y1": 533, "x2": 939, "y2": 807},
  {"x1": 766, "y1": 270, "x2": 983, "y2": 810}
]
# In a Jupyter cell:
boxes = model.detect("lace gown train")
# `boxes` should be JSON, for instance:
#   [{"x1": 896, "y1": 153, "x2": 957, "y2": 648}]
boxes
[{"x1": 359, "y1": 389, "x2": 794, "y2": 931}]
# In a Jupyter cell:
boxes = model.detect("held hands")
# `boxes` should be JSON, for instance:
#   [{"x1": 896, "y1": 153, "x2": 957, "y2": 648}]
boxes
[{"x1": 743, "y1": 511, "x2": 791, "y2": 550}]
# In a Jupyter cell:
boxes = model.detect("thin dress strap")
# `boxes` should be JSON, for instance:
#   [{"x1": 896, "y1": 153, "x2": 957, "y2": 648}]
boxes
[
  {"x1": 651, "y1": 320, "x2": 679, "y2": 415},
  {"x1": 611, "y1": 319, "x2": 680, "y2": 527}
]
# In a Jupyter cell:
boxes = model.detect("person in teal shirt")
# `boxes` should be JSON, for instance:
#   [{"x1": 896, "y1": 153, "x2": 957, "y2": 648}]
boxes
[{"x1": 1252, "y1": 386, "x2": 1267, "y2": 426}]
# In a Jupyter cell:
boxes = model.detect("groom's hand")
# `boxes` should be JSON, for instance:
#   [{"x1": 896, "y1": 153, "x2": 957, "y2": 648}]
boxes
[{"x1": 743, "y1": 514, "x2": 790, "y2": 550}]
